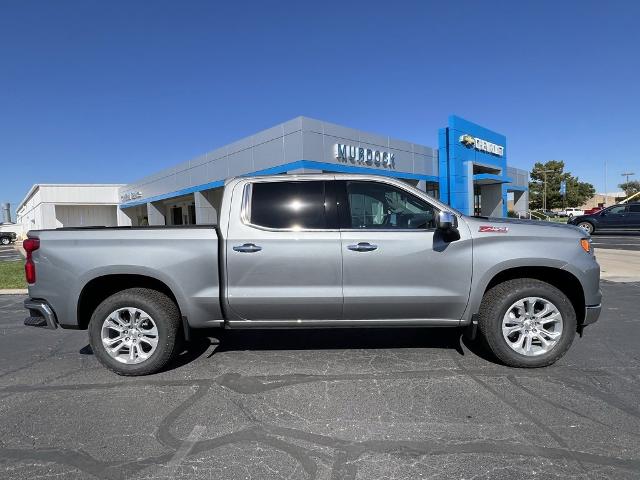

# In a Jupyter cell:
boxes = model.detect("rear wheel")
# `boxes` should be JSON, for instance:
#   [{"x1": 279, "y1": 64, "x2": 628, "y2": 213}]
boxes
[
  {"x1": 0, "y1": 237, "x2": 9, "y2": 245},
  {"x1": 577, "y1": 221, "x2": 594, "y2": 234},
  {"x1": 88, "y1": 288, "x2": 182, "y2": 376},
  {"x1": 478, "y1": 279, "x2": 576, "y2": 367}
]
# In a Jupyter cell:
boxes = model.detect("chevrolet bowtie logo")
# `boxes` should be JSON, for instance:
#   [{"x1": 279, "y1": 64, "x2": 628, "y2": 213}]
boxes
[{"x1": 459, "y1": 134, "x2": 475, "y2": 148}]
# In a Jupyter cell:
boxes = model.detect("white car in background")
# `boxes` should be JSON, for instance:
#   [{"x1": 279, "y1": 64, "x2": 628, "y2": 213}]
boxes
[{"x1": 557, "y1": 207, "x2": 585, "y2": 218}]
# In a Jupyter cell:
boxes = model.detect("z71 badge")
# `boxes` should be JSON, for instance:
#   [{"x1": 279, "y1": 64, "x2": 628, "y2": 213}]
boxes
[{"x1": 479, "y1": 226, "x2": 509, "y2": 233}]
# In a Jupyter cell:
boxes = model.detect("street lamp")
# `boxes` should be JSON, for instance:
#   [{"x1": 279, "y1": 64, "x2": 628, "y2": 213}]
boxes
[
  {"x1": 541, "y1": 169, "x2": 556, "y2": 211},
  {"x1": 621, "y1": 172, "x2": 635, "y2": 184}
]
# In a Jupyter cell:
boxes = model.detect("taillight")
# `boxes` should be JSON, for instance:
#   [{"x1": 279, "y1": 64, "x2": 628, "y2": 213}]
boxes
[{"x1": 23, "y1": 238, "x2": 40, "y2": 284}]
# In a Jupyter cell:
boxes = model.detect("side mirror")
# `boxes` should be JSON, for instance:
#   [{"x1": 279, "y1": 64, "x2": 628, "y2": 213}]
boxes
[{"x1": 436, "y1": 211, "x2": 458, "y2": 230}]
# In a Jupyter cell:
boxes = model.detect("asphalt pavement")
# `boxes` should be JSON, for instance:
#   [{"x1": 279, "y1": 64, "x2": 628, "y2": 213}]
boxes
[
  {"x1": 591, "y1": 232, "x2": 640, "y2": 251},
  {"x1": 1, "y1": 281, "x2": 639, "y2": 479},
  {"x1": 0, "y1": 244, "x2": 22, "y2": 262}
]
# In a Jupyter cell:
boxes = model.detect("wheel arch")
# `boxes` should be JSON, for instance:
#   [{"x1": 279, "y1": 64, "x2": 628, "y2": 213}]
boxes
[
  {"x1": 77, "y1": 274, "x2": 182, "y2": 330},
  {"x1": 479, "y1": 266, "x2": 586, "y2": 327}
]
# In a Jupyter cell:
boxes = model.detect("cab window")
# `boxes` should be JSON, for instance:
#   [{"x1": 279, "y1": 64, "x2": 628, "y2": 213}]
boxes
[
  {"x1": 344, "y1": 181, "x2": 436, "y2": 230},
  {"x1": 250, "y1": 181, "x2": 327, "y2": 229}
]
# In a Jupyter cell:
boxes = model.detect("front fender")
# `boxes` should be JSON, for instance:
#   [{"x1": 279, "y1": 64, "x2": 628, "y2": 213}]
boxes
[{"x1": 462, "y1": 257, "x2": 569, "y2": 323}]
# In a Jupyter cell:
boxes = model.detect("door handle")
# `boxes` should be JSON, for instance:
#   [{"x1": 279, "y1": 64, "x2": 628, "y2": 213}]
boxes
[
  {"x1": 347, "y1": 242, "x2": 378, "y2": 252},
  {"x1": 233, "y1": 243, "x2": 262, "y2": 253}
]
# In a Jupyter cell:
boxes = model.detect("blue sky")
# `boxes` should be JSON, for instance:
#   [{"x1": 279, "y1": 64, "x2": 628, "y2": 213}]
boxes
[{"x1": 1, "y1": 0, "x2": 639, "y2": 215}]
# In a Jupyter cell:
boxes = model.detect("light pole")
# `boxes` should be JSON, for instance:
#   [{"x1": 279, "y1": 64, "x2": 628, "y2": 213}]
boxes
[
  {"x1": 541, "y1": 169, "x2": 555, "y2": 211},
  {"x1": 621, "y1": 172, "x2": 635, "y2": 184}
]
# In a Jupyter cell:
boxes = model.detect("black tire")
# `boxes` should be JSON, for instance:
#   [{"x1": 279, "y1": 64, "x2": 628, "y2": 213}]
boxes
[
  {"x1": 477, "y1": 278, "x2": 576, "y2": 368},
  {"x1": 577, "y1": 221, "x2": 595, "y2": 234},
  {"x1": 88, "y1": 288, "x2": 182, "y2": 376},
  {"x1": 0, "y1": 237, "x2": 9, "y2": 245}
]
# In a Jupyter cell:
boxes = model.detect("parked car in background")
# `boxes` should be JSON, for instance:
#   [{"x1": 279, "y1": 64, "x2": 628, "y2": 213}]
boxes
[
  {"x1": 557, "y1": 207, "x2": 585, "y2": 218},
  {"x1": 584, "y1": 207, "x2": 603, "y2": 215},
  {"x1": 0, "y1": 231, "x2": 17, "y2": 245},
  {"x1": 539, "y1": 210, "x2": 558, "y2": 218},
  {"x1": 568, "y1": 202, "x2": 640, "y2": 234}
]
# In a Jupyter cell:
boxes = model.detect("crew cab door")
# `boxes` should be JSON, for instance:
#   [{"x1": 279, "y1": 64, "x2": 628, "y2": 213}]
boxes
[
  {"x1": 225, "y1": 179, "x2": 342, "y2": 321},
  {"x1": 337, "y1": 180, "x2": 472, "y2": 321}
]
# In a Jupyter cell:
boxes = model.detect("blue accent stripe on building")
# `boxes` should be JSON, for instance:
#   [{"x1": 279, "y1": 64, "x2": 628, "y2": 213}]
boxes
[
  {"x1": 472, "y1": 174, "x2": 513, "y2": 184},
  {"x1": 120, "y1": 160, "x2": 439, "y2": 209}
]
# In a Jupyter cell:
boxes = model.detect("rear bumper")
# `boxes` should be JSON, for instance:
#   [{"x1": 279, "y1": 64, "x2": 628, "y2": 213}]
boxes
[
  {"x1": 583, "y1": 304, "x2": 601, "y2": 326},
  {"x1": 24, "y1": 298, "x2": 58, "y2": 329}
]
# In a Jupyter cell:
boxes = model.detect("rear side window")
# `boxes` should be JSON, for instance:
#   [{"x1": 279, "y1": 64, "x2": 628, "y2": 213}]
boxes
[
  {"x1": 629, "y1": 204, "x2": 640, "y2": 213},
  {"x1": 249, "y1": 181, "x2": 326, "y2": 229}
]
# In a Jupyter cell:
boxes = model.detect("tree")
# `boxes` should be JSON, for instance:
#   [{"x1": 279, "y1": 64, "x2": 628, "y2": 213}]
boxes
[
  {"x1": 528, "y1": 160, "x2": 595, "y2": 210},
  {"x1": 619, "y1": 180, "x2": 640, "y2": 197}
]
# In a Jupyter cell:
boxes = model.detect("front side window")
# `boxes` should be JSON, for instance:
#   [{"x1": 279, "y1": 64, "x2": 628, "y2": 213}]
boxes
[
  {"x1": 345, "y1": 181, "x2": 436, "y2": 229},
  {"x1": 249, "y1": 181, "x2": 326, "y2": 229},
  {"x1": 607, "y1": 205, "x2": 627, "y2": 215}
]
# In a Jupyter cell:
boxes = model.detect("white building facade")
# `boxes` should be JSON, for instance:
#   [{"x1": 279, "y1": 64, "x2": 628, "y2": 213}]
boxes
[{"x1": 16, "y1": 184, "x2": 125, "y2": 237}]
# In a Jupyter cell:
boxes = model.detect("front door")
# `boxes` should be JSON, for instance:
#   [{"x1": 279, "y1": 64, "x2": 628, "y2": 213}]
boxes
[
  {"x1": 338, "y1": 180, "x2": 472, "y2": 321},
  {"x1": 225, "y1": 179, "x2": 342, "y2": 321},
  {"x1": 598, "y1": 205, "x2": 628, "y2": 229}
]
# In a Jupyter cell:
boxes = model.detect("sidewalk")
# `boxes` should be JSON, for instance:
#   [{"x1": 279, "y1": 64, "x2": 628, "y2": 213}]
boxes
[{"x1": 596, "y1": 248, "x2": 640, "y2": 283}]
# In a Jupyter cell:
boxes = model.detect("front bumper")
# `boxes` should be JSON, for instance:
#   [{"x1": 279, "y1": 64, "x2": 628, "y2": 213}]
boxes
[
  {"x1": 583, "y1": 304, "x2": 601, "y2": 326},
  {"x1": 24, "y1": 299, "x2": 58, "y2": 329}
]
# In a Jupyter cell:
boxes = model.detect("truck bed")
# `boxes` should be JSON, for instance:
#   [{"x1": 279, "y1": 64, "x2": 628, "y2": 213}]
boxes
[{"x1": 26, "y1": 225, "x2": 223, "y2": 329}]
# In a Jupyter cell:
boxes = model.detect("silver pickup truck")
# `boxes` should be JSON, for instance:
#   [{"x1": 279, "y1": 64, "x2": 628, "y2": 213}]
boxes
[{"x1": 23, "y1": 174, "x2": 601, "y2": 375}]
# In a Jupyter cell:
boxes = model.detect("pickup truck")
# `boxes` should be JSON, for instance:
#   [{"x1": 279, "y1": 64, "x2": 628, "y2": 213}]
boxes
[
  {"x1": 23, "y1": 174, "x2": 602, "y2": 375},
  {"x1": 557, "y1": 207, "x2": 585, "y2": 218}
]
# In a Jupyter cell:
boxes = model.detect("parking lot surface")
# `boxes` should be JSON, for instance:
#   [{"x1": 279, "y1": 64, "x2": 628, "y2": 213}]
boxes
[
  {"x1": 1, "y1": 281, "x2": 639, "y2": 480},
  {"x1": 591, "y1": 233, "x2": 640, "y2": 251},
  {"x1": 0, "y1": 244, "x2": 22, "y2": 262}
]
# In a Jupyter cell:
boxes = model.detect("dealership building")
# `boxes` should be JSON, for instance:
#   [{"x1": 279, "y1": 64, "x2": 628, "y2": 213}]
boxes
[{"x1": 17, "y1": 115, "x2": 528, "y2": 231}]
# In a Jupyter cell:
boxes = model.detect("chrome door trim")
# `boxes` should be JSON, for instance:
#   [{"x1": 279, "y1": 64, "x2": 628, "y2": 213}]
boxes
[{"x1": 226, "y1": 318, "x2": 461, "y2": 328}]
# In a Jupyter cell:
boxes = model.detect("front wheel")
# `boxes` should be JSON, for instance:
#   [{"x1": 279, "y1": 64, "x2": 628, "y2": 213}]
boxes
[
  {"x1": 478, "y1": 279, "x2": 576, "y2": 367},
  {"x1": 577, "y1": 221, "x2": 594, "y2": 234},
  {"x1": 0, "y1": 237, "x2": 9, "y2": 245},
  {"x1": 88, "y1": 288, "x2": 182, "y2": 376}
]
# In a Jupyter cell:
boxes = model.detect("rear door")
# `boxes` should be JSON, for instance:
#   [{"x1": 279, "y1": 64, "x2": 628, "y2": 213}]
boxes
[
  {"x1": 627, "y1": 204, "x2": 640, "y2": 229},
  {"x1": 337, "y1": 180, "x2": 472, "y2": 321},
  {"x1": 225, "y1": 179, "x2": 343, "y2": 321}
]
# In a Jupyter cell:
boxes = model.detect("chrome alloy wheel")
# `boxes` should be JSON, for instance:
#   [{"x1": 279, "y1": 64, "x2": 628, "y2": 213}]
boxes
[
  {"x1": 101, "y1": 308, "x2": 159, "y2": 364},
  {"x1": 501, "y1": 297, "x2": 563, "y2": 356},
  {"x1": 577, "y1": 222, "x2": 593, "y2": 234}
]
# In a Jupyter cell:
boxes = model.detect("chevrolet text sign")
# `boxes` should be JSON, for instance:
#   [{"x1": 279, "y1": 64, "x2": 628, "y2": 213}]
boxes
[
  {"x1": 459, "y1": 134, "x2": 504, "y2": 157},
  {"x1": 335, "y1": 144, "x2": 395, "y2": 169}
]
